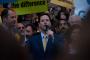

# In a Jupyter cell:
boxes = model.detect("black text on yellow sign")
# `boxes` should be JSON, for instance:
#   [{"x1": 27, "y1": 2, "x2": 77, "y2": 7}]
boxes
[
  {"x1": 12, "y1": 1, "x2": 46, "y2": 8},
  {"x1": 9, "y1": 0, "x2": 48, "y2": 15}
]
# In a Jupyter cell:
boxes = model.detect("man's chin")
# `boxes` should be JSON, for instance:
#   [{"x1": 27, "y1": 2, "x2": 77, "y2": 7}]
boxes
[{"x1": 60, "y1": 29, "x2": 66, "y2": 33}]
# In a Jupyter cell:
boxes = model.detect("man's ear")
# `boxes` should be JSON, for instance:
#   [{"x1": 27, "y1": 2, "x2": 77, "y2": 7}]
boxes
[{"x1": 3, "y1": 17, "x2": 8, "y2": 23}]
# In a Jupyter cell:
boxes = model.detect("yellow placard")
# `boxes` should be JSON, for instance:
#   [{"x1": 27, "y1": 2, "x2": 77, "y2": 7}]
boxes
[
  {"x1": 0, "y1": 0, "x2": 48, "y2": 15},
  {"x1": 12, "y1": 0, "x2": 48, "y2": 15},
  {"x1": 51, "y1": 0, "x2": 73, "y2": 8}
]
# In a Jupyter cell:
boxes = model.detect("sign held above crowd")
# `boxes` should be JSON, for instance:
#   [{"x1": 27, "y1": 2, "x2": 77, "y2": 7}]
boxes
[
  {"x1": 50, "y1": 0, "x2": 73, "y2": 9},
  {"x1": 0, "y1": 0, "x2": 48, "y2": 15}
]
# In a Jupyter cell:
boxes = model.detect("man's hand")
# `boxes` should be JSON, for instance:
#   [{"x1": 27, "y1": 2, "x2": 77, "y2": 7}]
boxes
[{"x1": 47, "y1": 30, "x2": 54, "y2": 37}]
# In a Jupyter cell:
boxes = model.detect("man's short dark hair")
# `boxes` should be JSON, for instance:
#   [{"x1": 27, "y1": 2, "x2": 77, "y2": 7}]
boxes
[
  {"x1": 38, "y1": 13, "x2": 51, "y2": 23},
  {"x1": 25, "y1": 24, "x2": 34, "y2": 31},
  {"x1": 1, "y1": 8, "x2": 15, "y2": 22}
]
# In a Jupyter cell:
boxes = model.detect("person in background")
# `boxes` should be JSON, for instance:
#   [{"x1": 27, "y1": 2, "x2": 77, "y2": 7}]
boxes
[
  {"x1": 27, "y1": 13, "x2": 64, "y2": 60},
  {"x1": 0, "y1": 25, "x2": 28, "y2": 60},
  {"x1": 25, "y1": 24, "x2": 34, "y2": 42},
  {"x1": 1, "y1": 8, "x2": 24, "y2": 46},
  {"x1": 67, "y1": 15, "x2": 82, "y2": 59},
  {"x1": 16, "y1": 23, "x2": 25, "y2": 35},
  {"x1": 64, "y1": 9, "x2": 90, "y2": 60},
  {"x1": 58, "y1": 20, "x2": 70, "y2": 35},
  {"x1": 55, "y1": 10, "x2": 70, "y2": 36},
  {"x1": 55, "y1": 10, "x2": 70, "y2": 60},
  {"x1": 68, "y1": 15, "x2": 82, "y2": 26},
  {"x1": 3, "y1": 3, "x2": 12, "y2": 8},
  {"x1": 71, "y1": 9, "x2": 90, "y2": 60},
  {"x1": 33, "y1": 14, "x2": 39, "y2": 32},
  {"x1": 23, "y1": 14, "x2": 33, "y2": 26},
  {"x1": 56, "y1": 10, "x2": 69, "y2": 21},
  {"x1": 1, "y1": 8, "x2": 17, "y2": 32},
  {"x1": 63, "y1": 9, "x2": 89, "y2": 60}
]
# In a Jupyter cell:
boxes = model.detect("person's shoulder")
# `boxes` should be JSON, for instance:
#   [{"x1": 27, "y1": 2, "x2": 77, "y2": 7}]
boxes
[
  {"x1": 54, "y1": 33, "x2": 64, "y2": 42},
  {"x1": 30, "y1": 32, "x2": 41, "y2": 39},
  {"x1": 54, "y1": 33, "x2": 64, "y2": 38},
  {"x1": 54, "y1": 33, "x2": 64, "y2": 47},
  {"x1": 28, "y1": 32, "x2": 41, "y2": 42},
  {"x1": 33, "y1": 32, "x2": 41, "y2": 36}
]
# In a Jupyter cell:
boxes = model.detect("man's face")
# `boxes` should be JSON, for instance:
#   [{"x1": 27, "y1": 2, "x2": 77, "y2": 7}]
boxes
[
  {"x1": 60, "y1": 12, "x2": 66, "y2": 20},
  {"x1": 26, "y1": 26, "x2": 33, "y2": 36},
  {"x1": 59, "y1": 20, "x2": 69, "y2": 32},
  {"x1": 6, "y1": 10, "x2": 17, "y2": 27},
  {"x1": 17, "y1": 23, "x2": 25, "y2": 35},
  {"x1": 39, "y1": 15, "x2": 51, "y2": 31}
]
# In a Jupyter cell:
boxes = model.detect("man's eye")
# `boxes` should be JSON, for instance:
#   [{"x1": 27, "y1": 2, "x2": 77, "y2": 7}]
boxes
[
  {"x1": 46, "y1": 19, "x2": 49, "y2": 21},
  {"x1": 11, "y1": 16, "x2": 17, "y2": 18},
  {"x1": 11, "y1": 16, "x2": 14, "y2": 18},
  {"x1": 41, "y1": 20, "x2": 44, "y2": 22}
]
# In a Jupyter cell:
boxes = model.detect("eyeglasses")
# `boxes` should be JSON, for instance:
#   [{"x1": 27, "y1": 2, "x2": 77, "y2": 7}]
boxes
[{"x1": 17, "y1": 27, "x2": 25, "y2": 29}]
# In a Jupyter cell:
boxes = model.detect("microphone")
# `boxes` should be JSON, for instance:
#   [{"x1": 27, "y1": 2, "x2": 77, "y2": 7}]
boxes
[
  {"x1": 45, "y1": 25, "x2": 54, "y2": 42},
  {"x1": 48, "y1": 31, "x2": 54, "y2": 43},
  {"x1": 45, "y1": 25, "x2": 49, "y2": 32}
]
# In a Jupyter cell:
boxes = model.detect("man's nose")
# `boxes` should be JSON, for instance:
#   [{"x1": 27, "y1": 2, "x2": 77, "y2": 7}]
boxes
[
  {"x1": 14, "y1": 17, "x2": 17, "y2": 21},
  {"x1": 14, "y1": 17, "x2": 17, "y2": 22},
  {"x1": 44, "y1": 21, "x2": 48, "y2": 25},
  {"x1": 44, "y1": 22, "x2": 47, "y2": 25}
]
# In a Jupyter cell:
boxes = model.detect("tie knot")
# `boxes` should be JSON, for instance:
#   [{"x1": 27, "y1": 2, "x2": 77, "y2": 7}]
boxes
[{"x1": 43, "y1": 35, "x2": 47, "y2": 39}]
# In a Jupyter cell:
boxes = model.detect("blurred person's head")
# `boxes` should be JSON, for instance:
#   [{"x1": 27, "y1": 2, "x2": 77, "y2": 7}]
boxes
[
  {"x1": 0, "y1": 25, "x2": 28, "y2": 60},
  {"x1": 3, "y1": 3, "x2": 12, "y2": 8},
  {"x1": 67, "y1": 9, "x2": 90, "y2": 60},
  {"x1": 68, "y1": 15, "x2": 81, "y2": 26},
  {"x1": 56, "y1": 10, "x2": 69, "y2": 21},
  {"x1": 1, "y1": 8, "x2": 17, "y2": 28},
  {"x1": 38, "y1": 13, "x2": 51, "y2": 33},
  {"x1": 58, "y1": 20, "x2": 70, "y2": 33},
  {"x1": 16, "y1": 23, "x2": 25, "y2": 35},
  {"x1": 74, "y1": 9, "x2": 90, "y2": 60},
  {"x1": 25, "y1": 24, "x2": 34, "y2": 37},
  {"x1": 24, "y1": 14, "x2": 32, "y2": 21}
]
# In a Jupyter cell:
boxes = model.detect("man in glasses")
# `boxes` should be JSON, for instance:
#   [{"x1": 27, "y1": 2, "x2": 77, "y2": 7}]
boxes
[{"x1": 16, "y1": 23, "x2": 25, "y2": 35}]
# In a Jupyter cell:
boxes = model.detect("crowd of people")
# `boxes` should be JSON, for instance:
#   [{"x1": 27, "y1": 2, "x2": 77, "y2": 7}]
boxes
[{"x1": 0, "y1": 2, "x2": 89, "y2": 60}]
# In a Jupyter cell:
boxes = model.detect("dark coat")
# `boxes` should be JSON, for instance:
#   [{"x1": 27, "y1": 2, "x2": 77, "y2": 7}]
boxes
[{"x1": 27, "y1": 32, "x2": 64, "y2": 60}]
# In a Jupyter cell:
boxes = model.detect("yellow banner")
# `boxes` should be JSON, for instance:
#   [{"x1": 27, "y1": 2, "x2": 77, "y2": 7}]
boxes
[
  {"x1": 51, "y1": 0, "x2": 73, "y2": 8},
  {"x1": 0, "y1": 0, "x2": 48, "y2": 15},
  {"x1": 12, "y1": 0, "x2": 48, "y2": 15}
]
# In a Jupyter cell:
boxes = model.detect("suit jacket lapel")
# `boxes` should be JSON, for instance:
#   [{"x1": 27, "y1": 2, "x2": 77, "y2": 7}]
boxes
[
  {"x1": 46, "y1": 37, "x2": 53, "y2": 52},
  {"x1": 38, "y1": 33, "x2": 44, "y2": 53},
  {"x1": 37, "y1": 33, "x2": 54, "y2": 53}
]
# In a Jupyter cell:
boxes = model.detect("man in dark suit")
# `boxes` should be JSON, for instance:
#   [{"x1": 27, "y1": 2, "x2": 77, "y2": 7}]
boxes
[{"x1": 27, "y1": 13, "x2": 64, "y2": 60}]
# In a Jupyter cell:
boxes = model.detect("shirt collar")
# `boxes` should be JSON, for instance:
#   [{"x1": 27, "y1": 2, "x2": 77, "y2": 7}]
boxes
[{"x1": 41, "y1": 32, "x2": 48, "y2": 39}]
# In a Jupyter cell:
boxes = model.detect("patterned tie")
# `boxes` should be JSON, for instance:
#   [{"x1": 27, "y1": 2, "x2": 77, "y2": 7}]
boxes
[{"x1": 43, "y1": 35, "x2": 47, "y2": 51}]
